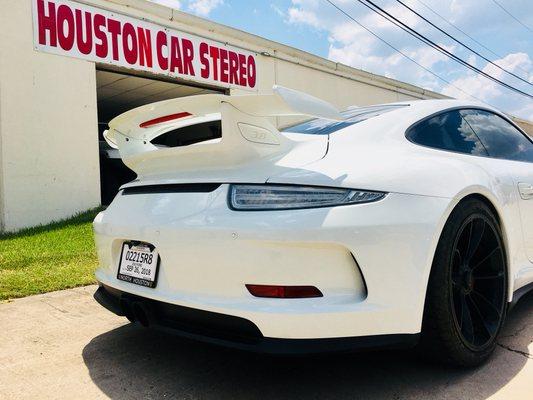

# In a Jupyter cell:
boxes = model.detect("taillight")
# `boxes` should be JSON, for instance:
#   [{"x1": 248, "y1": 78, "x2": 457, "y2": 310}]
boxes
[
  {"x1": 139, "y1": 112, "x2": 192, "y2": 128},
  {"x1": 229, "y1": 184, "x2": 386, "y2": 211},
  {"x1": 246, "y1": 284, "x2": 323, "y2": 298}
]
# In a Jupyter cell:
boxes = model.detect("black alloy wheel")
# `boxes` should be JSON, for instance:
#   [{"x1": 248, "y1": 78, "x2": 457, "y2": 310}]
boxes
[
  {"x1": 450, "y1": 214, "x2": 506, "y2": 351},
  {"x1": 421, "y1": 198, "x2": 508, "y2": 366}
]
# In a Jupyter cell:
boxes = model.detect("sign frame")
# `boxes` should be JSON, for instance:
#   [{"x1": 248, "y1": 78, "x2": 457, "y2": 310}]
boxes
[{"x1": 31, "y1": 0, "x2": 259, "y2": 91}]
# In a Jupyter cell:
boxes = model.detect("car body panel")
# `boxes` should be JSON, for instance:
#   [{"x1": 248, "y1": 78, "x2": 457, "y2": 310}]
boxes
[{"x1": 94, "y1": 188, "x2": 450, "y2": 338}]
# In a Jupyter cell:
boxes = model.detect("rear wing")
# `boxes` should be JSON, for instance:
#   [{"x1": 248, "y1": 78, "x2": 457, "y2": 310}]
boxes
[{"x1": 104, "y1": 85, "x2": 343, "y2": 176}]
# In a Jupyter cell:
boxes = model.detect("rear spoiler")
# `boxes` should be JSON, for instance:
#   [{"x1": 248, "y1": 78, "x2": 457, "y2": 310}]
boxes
[{"x1": 103, "y1": 85, "x2": 343, "y2": 176}]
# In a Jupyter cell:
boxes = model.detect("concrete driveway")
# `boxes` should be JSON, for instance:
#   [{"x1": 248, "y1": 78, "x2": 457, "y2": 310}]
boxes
[{"x1": 0, "y1": 285, "x2": 531, "y2": 400}]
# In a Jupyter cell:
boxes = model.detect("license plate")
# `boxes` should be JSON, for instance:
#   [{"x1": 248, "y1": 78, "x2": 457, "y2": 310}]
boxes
[{"x1": 117, "y1": 242, "x2": 159, "y2": 288}]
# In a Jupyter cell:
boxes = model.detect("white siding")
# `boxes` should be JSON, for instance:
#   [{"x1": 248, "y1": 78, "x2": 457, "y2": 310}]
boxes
[{"x1": 0, "y1": 0, "x2": 100, "y2": 231}]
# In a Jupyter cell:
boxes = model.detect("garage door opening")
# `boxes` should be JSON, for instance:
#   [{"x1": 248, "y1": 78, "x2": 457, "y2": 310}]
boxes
[{"x1": 96, "y1": 70, "x2": 222, "y2": 205}]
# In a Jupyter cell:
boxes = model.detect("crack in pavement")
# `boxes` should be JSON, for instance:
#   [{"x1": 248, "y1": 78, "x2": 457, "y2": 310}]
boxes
[
  {"x1": 499, "y1": 324, "x2": 528, "y2": 338},
  {"x1": 40, "y1": 299, "x2": 69, "y2": 314},
  {"x1": 497, "y1": 343, "x2": 532, "y2": 359}
]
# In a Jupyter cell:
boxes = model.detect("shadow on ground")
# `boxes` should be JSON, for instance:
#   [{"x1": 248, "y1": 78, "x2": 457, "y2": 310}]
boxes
[{"x1": 83, "y1": 292, "x2": 532, "y2": 400}]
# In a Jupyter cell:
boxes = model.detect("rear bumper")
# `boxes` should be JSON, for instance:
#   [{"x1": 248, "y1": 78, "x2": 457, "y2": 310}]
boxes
[
  {"x1": 94, "y1": 185, "x2": 452, "y2": 339},
  {"x1": 94, "y1": 284, "x2": 419, "y2": 354}
]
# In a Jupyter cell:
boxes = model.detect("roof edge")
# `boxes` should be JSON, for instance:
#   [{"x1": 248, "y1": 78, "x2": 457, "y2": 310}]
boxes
[{"x1": 91, "y1": 0, "x2": 448, "y2": 100}]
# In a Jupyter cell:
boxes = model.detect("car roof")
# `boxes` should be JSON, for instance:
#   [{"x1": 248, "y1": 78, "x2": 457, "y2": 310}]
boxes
[
  {"x1": 360, "y1": 99, "x2": 506, "y2": 119},
  {"x1": 344, "y1": 99, "x2": 515, "y2": 133}
]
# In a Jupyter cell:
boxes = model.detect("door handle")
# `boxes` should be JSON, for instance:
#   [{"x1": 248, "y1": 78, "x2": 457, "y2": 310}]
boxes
[{"x1": 518, "y1": 183, "x2": 533, "y2": 200}]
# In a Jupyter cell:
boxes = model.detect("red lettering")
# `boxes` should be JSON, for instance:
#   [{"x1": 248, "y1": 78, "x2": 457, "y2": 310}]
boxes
[
  {"x1": 209, "y1": 46, "x2": 220, "y2": 81},
  {"x1": 220, "y1": 49, "x2": 229, "y2": 83},
  {"x1": 238, "y1": 54, "x2": 247, "y2": 86},
  {"x1": 37, "y1": 0, "x2": 57, "y2": 46},
  {"x1": 137, "y1": 27, "x2": 152, "y2": 67},
  {"x1": 182, "y1": 39, "x2": 195, "y2": 76},
  {"x1": 169, "y1": 36, "x2": 183, "y2": 74},
  {"x1": 156, "y1": 31, "x2": 168, "y2": 70},
  {"x1": 199, "y1": 42, "x2": 210, "y2": 79},
  {"x1": 247, "y1": 55, "x2": 256, "y2": 88},
  {"x1": 57, "y1": 5, "x2": 75, "y2": 51},
  {"x1": 107, "y1": 18, "x2": 121, "y2": 61},
  {"x1": 122, "y1": 22, "x2": 138, "y2": 65},
  {"x1": 94, "y1": 14, "x2": 107, "y2": 58},
  {"x1": 75, "y1": 9, "x2": 92, "y2": 55},
  {"x1": 35, "y1": 4, "x2": 257, "y2": 87},
  {"x1": 228, "y1": 51, "x2": 239, "y2": 85}
]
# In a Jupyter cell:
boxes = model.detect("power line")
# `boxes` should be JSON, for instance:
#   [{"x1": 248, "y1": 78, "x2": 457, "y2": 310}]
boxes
[
  {"x1": 358, "y1": 0, "x2": 533, "y2": 98},
  {"x1": 394, "y1": 0, "x2": 532, "y2": 86},
  {"x1": 322, "y1": 0, "x2": 499, "y2": 108},
  {"x1": 489, "y1": 0, "x2": 533, "y2": 34},
  {"x1": 412, "y1": 0, "x2": 530, "y2": 79},
  {"x1": 355, "y1": 0, "x2": 533, "y2": 99}
]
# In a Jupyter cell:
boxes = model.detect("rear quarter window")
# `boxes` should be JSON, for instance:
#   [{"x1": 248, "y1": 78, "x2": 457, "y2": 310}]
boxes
[
  {"x1": 460, "y1": 109, "x2": 533, "y2": 163},
  {"x1": 406, "y1": 110, "x2": 487, "y2": 156}
]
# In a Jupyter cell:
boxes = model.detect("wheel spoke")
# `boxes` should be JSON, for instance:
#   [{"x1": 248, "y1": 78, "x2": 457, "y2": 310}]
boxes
[
  {"x1": 471, "y1": 290, "x2": 502, "y2": 318},
  {"x1": 461, "y1": 295, "x2": 475, "y2": 344},
  {"x1": 473, "y1": 271, "x2": 504, "y2": 281},
  {"x1": 471, "y1": 246, "x2": 501, "y2": 271},
  {"x1": 465, "y1": 219, "x2": 485, "y2": 262},
  {"x1": 462, "y1": 221, "x2": 474, "y2": 257},
  {"x1": 467, "y1": 295, "x2": 493, "y2": 338}
]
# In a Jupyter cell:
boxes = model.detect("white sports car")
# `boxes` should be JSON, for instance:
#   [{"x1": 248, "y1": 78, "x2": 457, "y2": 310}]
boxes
[{"x1": 93, "y1": 86, "x2": 533, "y2": 366}]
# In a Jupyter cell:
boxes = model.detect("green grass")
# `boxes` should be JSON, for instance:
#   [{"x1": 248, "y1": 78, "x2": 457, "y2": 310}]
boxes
[{"x1": 0, "y1": 208, "x2": 103, "y2": 300}]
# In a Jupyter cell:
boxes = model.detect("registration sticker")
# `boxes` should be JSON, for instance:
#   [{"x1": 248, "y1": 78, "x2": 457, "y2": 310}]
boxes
[{"x1": 117, "y1": 242, "x2": 159, "y2": 288}]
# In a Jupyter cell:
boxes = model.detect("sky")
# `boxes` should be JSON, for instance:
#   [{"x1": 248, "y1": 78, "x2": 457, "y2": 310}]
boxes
[{"x1": 149, "y1": 0, "x2": 533, "y2": 120}]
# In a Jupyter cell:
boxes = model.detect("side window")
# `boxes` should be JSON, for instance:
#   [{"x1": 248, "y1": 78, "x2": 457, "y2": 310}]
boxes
[
  {"x1": 460, "y1": 109, "x2": 533, "y2": 163},
  {"x1": 406, "y1": 110, "x2": 488, "y2": 156}
]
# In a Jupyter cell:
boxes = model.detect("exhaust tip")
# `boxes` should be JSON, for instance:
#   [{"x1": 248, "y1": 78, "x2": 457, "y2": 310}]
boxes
[
  {"x1": 132, "y1": 302, "x2": 151, "y2": 327},
  {"x1": 119, "y1": 298, "x2": 136, "y2": 323}
]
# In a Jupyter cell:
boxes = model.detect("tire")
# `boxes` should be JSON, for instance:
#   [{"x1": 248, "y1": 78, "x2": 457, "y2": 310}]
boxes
[{"x1": 420, "y1": 198, "x2": 508, "y2": 367}]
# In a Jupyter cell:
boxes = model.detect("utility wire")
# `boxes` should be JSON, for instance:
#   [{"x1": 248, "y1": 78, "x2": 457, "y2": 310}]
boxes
[
  {"x1": 355, "y1": 0, "x2": 533, "y2": 99},
  {"x1": 322, "y1": 0, "x2": 498, "y2": 108},
  {"x1": 412, "y1": 0, "x2": 530, "y2": 79},
  {"x1": 359, "y1": 0, "x2": 533, "y2": 98},
  {"x1": 489, "y1": 0, "x2": 533, "y2": 34},
  {"x1": 394, "y1": 0, "x2": 532, "y2": 86}
]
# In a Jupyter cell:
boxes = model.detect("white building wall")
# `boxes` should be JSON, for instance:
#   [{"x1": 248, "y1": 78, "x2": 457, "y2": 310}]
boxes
[
  {"x1": 0, "y1": 0, "x2": 100, "y2": 231},
  {"x1": 514, "y1": 118, "x2": 533, "y2": 136}
]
